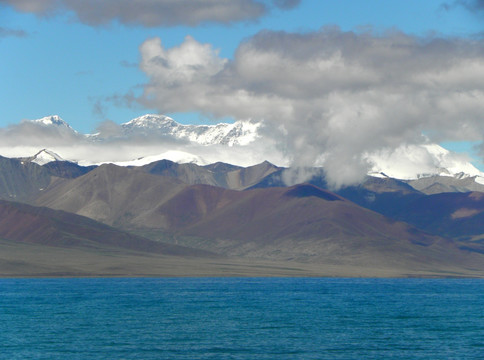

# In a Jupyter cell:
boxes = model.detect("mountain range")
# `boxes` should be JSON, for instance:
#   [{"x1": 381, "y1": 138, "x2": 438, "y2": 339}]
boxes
[
  {"x1": 0, "y1": 155, "x2": 482, "y2": 276},
  {"x1": 1, "y1": 114, "x2": 484, "y2": 277},
  {"x1": 21, "y1": 114, "x2": 484, "y2": 182}
]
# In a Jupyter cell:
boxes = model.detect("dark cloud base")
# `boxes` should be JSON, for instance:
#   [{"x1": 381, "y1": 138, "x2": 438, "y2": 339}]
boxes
[{"x1": 0, "y1": 0, "x2": 301, "y2": 27}]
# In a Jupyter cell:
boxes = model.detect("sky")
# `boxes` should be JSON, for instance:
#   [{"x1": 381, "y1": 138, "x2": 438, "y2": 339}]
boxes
[{"x1": 1, "y1": 0, "x2": 484, "y2": 185}]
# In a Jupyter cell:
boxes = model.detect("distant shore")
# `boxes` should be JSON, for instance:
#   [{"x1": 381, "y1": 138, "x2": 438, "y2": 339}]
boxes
[{"x1": 1, "y1": 240, "x2": 483, "y2": 279}]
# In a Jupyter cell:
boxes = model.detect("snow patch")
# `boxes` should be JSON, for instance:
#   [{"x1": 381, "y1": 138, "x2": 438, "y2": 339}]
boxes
[
  {"x1": 113, "y1": 150, "x2": 207, "y2": 167},
  {"x1": 31, "y1": 149, "x2": 64, "y2": 165},
  {"x1": 475, "y1": 176, "x2": 484, "y2": 185}
]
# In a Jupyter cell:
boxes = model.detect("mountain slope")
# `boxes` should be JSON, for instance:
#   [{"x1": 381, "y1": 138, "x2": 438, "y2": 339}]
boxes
[
  {"x1": 245, "y1": 169, "x2": 482, "y2": 241},
  {"x1": 36, "y1": 164, "x2": 188, "y2": 228},
  {"x1": 0, "y1": 156, "x2": 52, "y2": 202},
  {"x1": 27, "y1": 149, "x2": 64, "y2": 165},
  {"x1": 405, "y1": 174, "x2": 484, "y2": 194},
  {"x1": 335, "y1": 176, "x2": 425, "y2": 217},
  {"x1": 42, "y1": 161, "x2": 97, "y2": 179},
  {"x1": 34, "y1": 165, "x2": 484, "y2": 274},
  {"x1": 0, "y1": 199, "x2": 204, "y2": 256},
  {"x1": 166, "y1": 184, "x2": 482, "y2": 271},
  {"x1": 247, "y1": 169, "x2": 425, "y2": 218},
  {"x1": 140, "y1": 159, "x2": 281, "y2": 190},
  {"x1": 390, "y1": 191, "x2": 484, "y2": 243}
]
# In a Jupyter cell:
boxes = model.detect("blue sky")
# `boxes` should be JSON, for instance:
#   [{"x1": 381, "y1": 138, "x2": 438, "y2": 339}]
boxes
[
  {"x1": 1, "y1": 0, "x2": 484, "y2": 172},
  {"x1": 1, "y1": 0, "x2": 482, "y2": 131}
]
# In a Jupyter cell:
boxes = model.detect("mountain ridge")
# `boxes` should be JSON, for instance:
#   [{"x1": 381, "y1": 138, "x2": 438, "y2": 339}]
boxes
[
  {"x1": 30, "y1": 164, "x2": 484, "y2": 274},
  {"x1": 0, "y1": 150, "x2": 482, "y2": 276},
  {"x1": 0, "y1": 199, "x2": 208, "y2": 256},
  {"x1": 19, "y1": 114, "x2": 484, "y2": 184}
]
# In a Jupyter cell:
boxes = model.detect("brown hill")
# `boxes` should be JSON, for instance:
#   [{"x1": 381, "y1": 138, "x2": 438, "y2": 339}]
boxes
[
  {"x1": 164, "y1": 184, "x2": 484, "y2": 272},
  {"x1": 393, "y1": 191, "x2": 484, "y2": 243},
  {"x1": 0, "y1": 199, "x2": 206, "y2": 256},
  {"x1": 0, "y1": 156, "x2": 51, "y2": 202},
  {"x1": 336, "y1": 176, "x2": 425, "y2": 217},
  {"x1": 1, "y1": 200, "x2": 332, "y2": 277},
  {"x1": 140, "y1": 159, "x2": 281, "y2": 190},
  {"x1": 35, "y1": 165, "x2": 484, "y2": 274},
  {"x1": 405, "y1": 175, "x2": 484, "y2": 194},
  {"x1": 36, "y1": 163, "x2": 187, "y2": 228},
  {"x1": 42, "y1": 161, "x2": 97, "y2": 179}
]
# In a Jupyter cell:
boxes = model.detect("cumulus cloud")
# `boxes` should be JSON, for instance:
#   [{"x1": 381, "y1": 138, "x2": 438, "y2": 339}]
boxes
[
  {"x1": 0, "y1": 113, "x2": 482, "y2": 188},
  {"x1": 135, "y1": 28, "x2": 484, "y2": 188},
  {"x1": 0, "y1": 0, "x2": 300, "y2": 27}
]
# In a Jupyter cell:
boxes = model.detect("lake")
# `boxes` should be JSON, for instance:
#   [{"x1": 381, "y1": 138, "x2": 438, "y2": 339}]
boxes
[{"x1": 1, "y1": 278, "x2": 483, "y2": 359}]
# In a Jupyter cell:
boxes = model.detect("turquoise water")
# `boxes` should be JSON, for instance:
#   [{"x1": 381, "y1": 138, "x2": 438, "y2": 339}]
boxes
[{"x1": 1, "y1": 278, "x2": 483, "y2": 359}]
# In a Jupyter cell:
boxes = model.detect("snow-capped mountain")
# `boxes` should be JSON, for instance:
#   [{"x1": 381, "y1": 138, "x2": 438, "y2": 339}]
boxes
[
  {"x1": 16, "y1": 114, "x2": 484, "y2": 185},
  {"x1": 30, "y1": 149, "x2": 65, "y2": 166},
  {"x1": 421, "y1": 144, "x2": 483, "y2": 177},
  {"x1": 366, "y1": 143, "x2": 484, "y2": 182},
  {"x1": 28, "y1": 115, "x2": 75, "y2": 131},
  {"x1": 17, "y1": 149, "x2": 66, "y2": 166},
  {"x1": 120, "y1": 114, "x2": 261, "y2": 146}
]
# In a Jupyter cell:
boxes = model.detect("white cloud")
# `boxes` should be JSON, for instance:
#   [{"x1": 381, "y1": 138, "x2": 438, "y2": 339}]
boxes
[
  {"x1": 140, "y1": 36, "x2": 228, "y2": 111},
  {"x1": 135, "y1": 28, "x2": 484, "y2": 188},
  {"x1": 0, "y1": 114, "x2": 482, "y2": 187},
  {"x1": 2, "y1": 25, "x2": 484, "y2": 188}
]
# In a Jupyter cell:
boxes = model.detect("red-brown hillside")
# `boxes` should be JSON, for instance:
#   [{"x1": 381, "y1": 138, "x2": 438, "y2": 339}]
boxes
[{"x1": 0, "y1": 199, "x2": 207, "y2": 256}]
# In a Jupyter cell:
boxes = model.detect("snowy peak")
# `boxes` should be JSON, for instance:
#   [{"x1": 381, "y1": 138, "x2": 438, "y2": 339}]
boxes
[
  {"x1": 30, "y1": 149, "x2": 65, "y2": 165},
  {"x1": 120, "y1": 114, "x2": 260, "y2": 146},
  {"x1": 192, "y1": 120, "x2": 261, "y2": 146},
  {"x1": 14, "y1": 114, "x2": 483, "y2": 186},
  {"x1": 121, "y1": 114, "x2": 177, "y2": 130},
  {"x1": 30, "y1": 115, "x2": 72, "y2": 129},
  {"x1": 422, "y1": 144, "x2": 483, "y2": 178},
  {"x1": 28, "y1": 113, "x2": 261, "y2": 148},
  {"x1": 367, "y1": 143, "x2": 484, "y2": 181}
]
